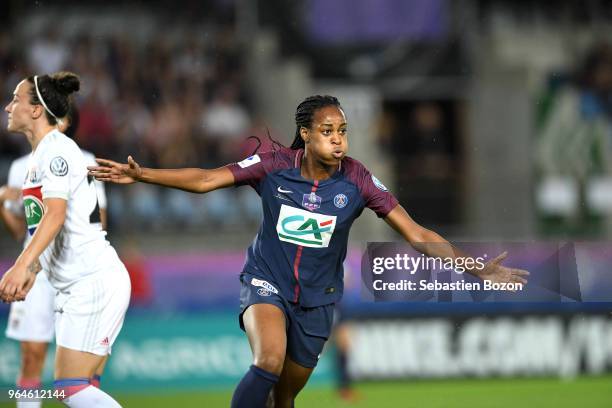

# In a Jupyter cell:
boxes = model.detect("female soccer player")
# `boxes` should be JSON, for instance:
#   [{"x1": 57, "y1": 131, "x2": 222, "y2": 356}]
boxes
[
  {"x1": 0, "y1": 72, "x2": 130, "y2": 408},
  {"x1": 1, "y1": 103, "x2": 108, "y2": 407},
  {"x1": 88, "y1": 95, "x2": 528, "y2": 408}
]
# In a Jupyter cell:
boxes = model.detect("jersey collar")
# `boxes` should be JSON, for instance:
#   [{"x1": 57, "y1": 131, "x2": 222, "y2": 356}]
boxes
[
  {"x1": 32, "y1": 129, "x2": 58, "y2": 153},
  {"x1": 294, "y1": 148, "x2": 343, "y2": 184}
]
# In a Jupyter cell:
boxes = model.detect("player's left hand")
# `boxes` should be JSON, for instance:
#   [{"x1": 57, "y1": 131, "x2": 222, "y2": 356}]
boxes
[
  {"x1": 477, "y1": 251, "x2": 529, "y2": 286},
  {"x1": 0, "y1": 263, "x2": 37, "y2": 303}
]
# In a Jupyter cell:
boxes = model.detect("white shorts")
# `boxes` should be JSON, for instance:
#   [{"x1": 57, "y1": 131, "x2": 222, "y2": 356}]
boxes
[
  {"x1": 54, "y1": 262, "x2": 131, "y2": 356},
  {"x1": 5, "y1": 271, "x2": 55, "y2": 343}
]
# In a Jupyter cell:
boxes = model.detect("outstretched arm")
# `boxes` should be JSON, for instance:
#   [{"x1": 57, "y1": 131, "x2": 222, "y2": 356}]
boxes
[
  {"x1": 88, "y1": 156, "x2": 236, "y2": 193},
  {"x1": 384, "y1": 204, "x2": 454, "y2": 255},
  {"x1": 384, "y1": 204, "x2": 528, "y2": 285}
]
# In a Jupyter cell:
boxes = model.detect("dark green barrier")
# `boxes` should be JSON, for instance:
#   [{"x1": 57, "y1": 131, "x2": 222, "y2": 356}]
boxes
[{"x1": 0, "y1": 314, "x2": 333, "y2": 392}]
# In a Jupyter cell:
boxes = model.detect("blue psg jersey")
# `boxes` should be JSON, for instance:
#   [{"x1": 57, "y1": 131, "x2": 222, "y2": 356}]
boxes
[{"x1": 228, "y1": 147, "x2": 398, "y2": 307}]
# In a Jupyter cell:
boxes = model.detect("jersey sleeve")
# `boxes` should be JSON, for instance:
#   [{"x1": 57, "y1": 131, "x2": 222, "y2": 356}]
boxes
[
  {"x1": 84, "y1": 154, "x2": 107, "y2": 209},
  {"x1": 227, "y1": 151, "x2": 276, "y2": 191},
  {"x1": 93, "y1": 179, "x2": 107, "y2": 209},
  {"x1": 344, "y1": 157, "x2": 398, "y2": 218},
  {"x1": 360, "y1": 170, "x2": 399, "y2": 218},
  {"x1": 40, "y1": 147, "x2": 72, "y2": 200},
  {"x1": 4, "y1": 158, "x2": 26, "y2": 215}
]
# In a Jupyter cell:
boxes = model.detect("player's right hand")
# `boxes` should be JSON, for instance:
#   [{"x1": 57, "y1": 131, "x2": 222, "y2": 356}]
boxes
[
  {"x1": 0, "y1": 263, "x2": 34, "y2": 303},
  {"x1": 88, "y1": 156, "x2": 142, "y2": 184}
]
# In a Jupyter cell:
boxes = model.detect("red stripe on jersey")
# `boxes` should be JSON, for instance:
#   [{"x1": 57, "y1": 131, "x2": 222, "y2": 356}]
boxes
[
  {"x1": 292, "y1": 180, "x2": 320, "y2": 302},
  {"x1": 320, "y1": 220, "x2": 333, "y2": 226},
  {"x1": 293, "y1": 245, "x2": 303, "y2": 302},
  {"x1": 311, "y1": 180, "x2": 319, "y2": 192},
  {"x1": 22, "y1": 186, "x2": 43, "y2": 200}
]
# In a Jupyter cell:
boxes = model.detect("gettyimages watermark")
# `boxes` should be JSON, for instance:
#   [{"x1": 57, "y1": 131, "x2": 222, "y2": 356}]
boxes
[
  {"x1": 369, "y1": 252, "x2": 516, "y2": 291},
  {"x1": 361, "y1": 242, "x2": 612, "y2": 302}
]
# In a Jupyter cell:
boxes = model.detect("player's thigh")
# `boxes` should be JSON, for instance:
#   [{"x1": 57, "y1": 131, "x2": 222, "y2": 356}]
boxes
[
  {"x1": 273, "y1": 356, "x2": 314, "y2": 406},
  {"x1": 94, "y1": 355, "x2": 109, "y2": 376},
  {"x1": 242, "y1": 303, "x2": 287, "y2": 374},
  {"x1": 55, "y1": 346, "x2": 107, "y2": 379}
]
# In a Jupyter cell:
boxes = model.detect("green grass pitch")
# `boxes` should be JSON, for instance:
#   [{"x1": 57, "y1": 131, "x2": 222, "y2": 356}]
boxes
[{"x1": 4, "y1": 376, "x2": 611, "y2": 407}]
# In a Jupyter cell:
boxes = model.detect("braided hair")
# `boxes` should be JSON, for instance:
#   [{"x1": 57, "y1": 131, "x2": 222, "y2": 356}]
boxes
[
  {"x1": 247, "y1": 95, "x2": 343, "y2": 156},
  {"x1": 290, "y1": 95, "x2": 342, "y2": 150}
]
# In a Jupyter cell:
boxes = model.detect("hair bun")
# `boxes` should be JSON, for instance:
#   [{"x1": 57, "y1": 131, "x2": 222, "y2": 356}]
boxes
[{"x1": 50, "y1": 71, "x2": 80, "y2": 95}]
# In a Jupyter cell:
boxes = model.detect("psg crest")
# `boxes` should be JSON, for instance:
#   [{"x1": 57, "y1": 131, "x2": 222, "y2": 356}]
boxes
[{"x1": 334, "y1": 193, "x2": 348, "y2": 208}]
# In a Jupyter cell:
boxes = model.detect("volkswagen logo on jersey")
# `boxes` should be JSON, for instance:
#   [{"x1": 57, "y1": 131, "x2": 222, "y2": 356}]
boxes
[
  {"x1": 334, "y1": 193, "x2": 348, "y2": 208},
  {"x1": 302, "y1": 192, "x2": 322, "y2": 211},
  {"x1": 276, "y1": 204, "x2": 337, "y2": 248},
  {"x1": 50, "y1": 156, "x2": 69, "y2": 177},
  {"x1": 371, "y1": 174, "x2": 388, "y2": 191}
]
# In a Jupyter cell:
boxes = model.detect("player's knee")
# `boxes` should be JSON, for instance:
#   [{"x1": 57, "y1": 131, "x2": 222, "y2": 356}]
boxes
[
  {"x1": 254, "y1": 352, "x2": 285, "y2": 376},
  {"x1": 21, "y1": 344, "x2": 47, "y2": 372}
]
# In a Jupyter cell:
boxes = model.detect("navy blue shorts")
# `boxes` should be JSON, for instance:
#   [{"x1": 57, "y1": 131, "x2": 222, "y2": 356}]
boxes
[{"x1": 239, "y1": 273, "x2": 334, "y2": 368}]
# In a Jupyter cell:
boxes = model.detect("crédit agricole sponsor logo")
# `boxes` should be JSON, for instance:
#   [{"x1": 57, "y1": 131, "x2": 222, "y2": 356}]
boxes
[{"x1": 276, "y1": 204, "x2": 336, "y2": 248}]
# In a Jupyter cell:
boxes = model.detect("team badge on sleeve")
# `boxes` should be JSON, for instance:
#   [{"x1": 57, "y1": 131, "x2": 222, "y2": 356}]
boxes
[
  {"x1": 50, "y1": 156, "x2": 69, "y2": 176},
  {"x1": 251, "y1": 277, "x2": 279, "y2": 294},
  {"x1": 371, "y1": 174, "x2": 388, "y2": 191},
  {"x1": 23, "y1": 186, "x2": 44, "y2": 235},
  {"x1": 238, "y1": 154, "x2": 261, "y2": 168}
]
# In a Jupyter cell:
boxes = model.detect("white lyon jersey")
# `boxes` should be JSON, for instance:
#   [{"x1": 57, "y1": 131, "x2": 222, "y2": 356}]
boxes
[
  {"x1": 22, "y1": 130, "x2": 113, "y2": 290},
  {"x1": 6, "y1": 150, "x2": 107, "y2": 248}
]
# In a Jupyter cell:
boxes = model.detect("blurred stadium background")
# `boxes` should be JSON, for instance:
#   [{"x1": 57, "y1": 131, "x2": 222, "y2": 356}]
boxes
[{"x1": 1, "y1": 0, "x2": 612, "y2": 406}]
